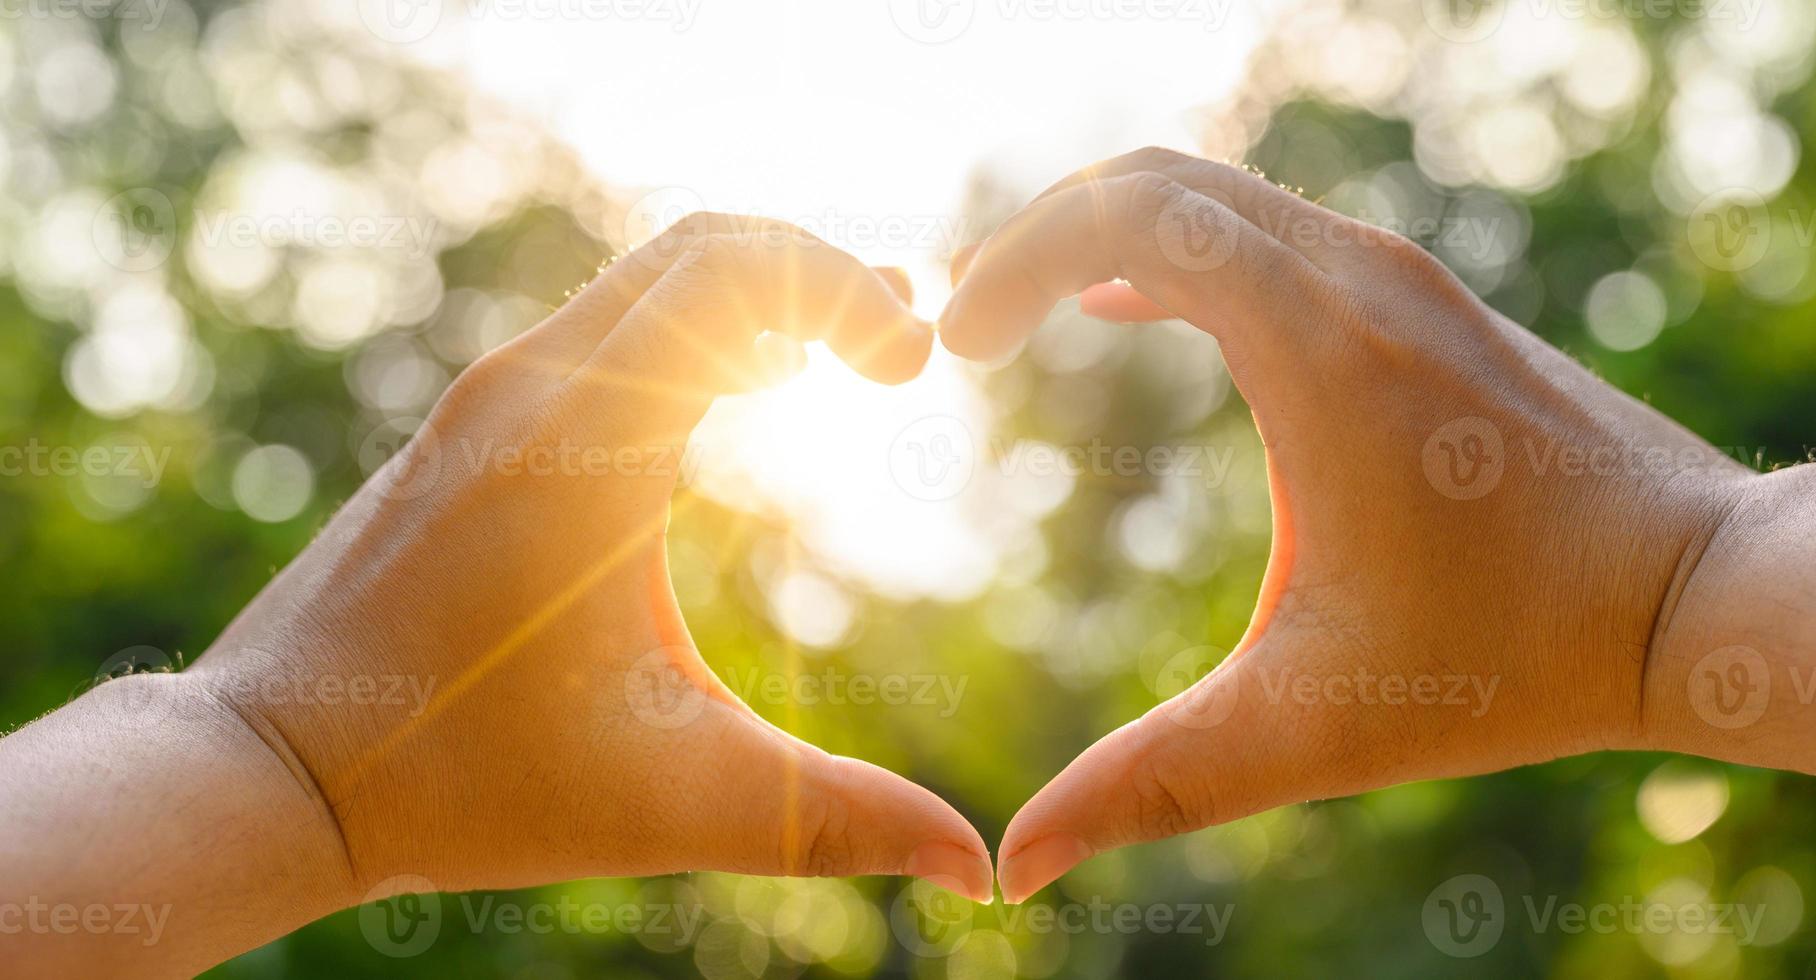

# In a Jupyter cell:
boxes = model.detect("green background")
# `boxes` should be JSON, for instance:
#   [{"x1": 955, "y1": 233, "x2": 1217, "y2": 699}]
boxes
[{"x1": 3, "y1": 0, "x2": 1814, "y2": 976}]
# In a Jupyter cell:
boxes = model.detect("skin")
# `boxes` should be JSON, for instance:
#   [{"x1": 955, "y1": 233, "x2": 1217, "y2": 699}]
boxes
[
  {"x1": 4, "y1": 148, "x2": 1812, "y2": 972},
  {"x1": 0, "y1": 215, "x2": 992, "y2": 979},
  {"x1": 938, "y1": 147, "x2": 1816, "y2": 904}
]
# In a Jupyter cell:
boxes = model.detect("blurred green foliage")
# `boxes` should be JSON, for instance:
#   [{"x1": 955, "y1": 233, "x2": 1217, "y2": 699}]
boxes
[{"x1": 3, "y1": 1, "x2": 1816, "y2": 978}]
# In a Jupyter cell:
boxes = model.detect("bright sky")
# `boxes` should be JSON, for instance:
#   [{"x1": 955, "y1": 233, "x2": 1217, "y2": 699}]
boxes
[
  {"x1": 378, "y1": 0, "x2": 1274, "y2": 605},
  {"x1": 408, "y1": 0, "x2": 1269, "y2": 290}
]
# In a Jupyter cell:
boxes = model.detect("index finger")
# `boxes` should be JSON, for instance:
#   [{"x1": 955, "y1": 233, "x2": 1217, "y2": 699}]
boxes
[
  {"x1": 576, "y1": 231, "x2": 934, "y2": 441},
  {"x1": 938, "y1": 172, "x2": 1326, "y2": 362}
]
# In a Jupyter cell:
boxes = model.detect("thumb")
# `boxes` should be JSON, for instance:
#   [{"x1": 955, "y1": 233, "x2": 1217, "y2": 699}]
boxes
[
  {"x1": 686, "y1": 708, "x2": 995, "y2": 903},
  {"x1": 996, "y1": 642, "x2": 1343, "y2": 904}
]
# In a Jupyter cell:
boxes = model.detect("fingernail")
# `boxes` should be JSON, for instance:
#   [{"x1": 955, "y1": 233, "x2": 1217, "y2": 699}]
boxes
[
  {"x1": 905, "y1": 841, "x2": 994, "y2": 905},
  {"x1": 936, "y1": 295, "x2": 972, "y2": 350},
  {"x1": 1000, "y1": 834, "x2": 1090, "y2": 905}
]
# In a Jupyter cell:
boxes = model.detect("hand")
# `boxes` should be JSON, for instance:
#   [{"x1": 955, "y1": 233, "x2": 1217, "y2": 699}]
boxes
[
  {"x1": 2, "y1": 215, "x2": 998, "y2": 977},
  {"x1": 191, "y1": 216, "x2": 991, "y2": 897},
  {"x1": 939, "y1": 147, "x2": 1813, "y2": 904}
]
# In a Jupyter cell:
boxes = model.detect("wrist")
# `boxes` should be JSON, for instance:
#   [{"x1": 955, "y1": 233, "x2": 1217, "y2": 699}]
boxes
[
  {"x1": 1640, "y1": 466, "x2": 1816, "y2": 769},
  {"x1": 175, "y1": 669, "x2": 364, "y2": 905},
  {"x1": 0, "y1": 670, "x2": 361, "y2": 976}
]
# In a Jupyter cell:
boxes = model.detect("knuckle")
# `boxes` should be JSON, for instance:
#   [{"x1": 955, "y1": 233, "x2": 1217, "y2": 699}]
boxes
[
  {"x1": 682, "y1": 234, "x2": 747, "y2": 281},
  {"x1": 1125, "y1": 145, "x2": 1191, "y2": 171},
  {"x1": 790, "y1": 780, "x2": 857, "y2": 877},
  {"x1": 1128, "y1": 752, "x2": 1212, "y2": 842},
  {"x1": 1351, "y1": 231, "x2": 1474, "y2": 322},
  {"x1": 437, "y1": 356, "x2": 501, "y2": 414},
  {"x1": 1121, "y1": 171, "x2": 1187, "y2": 232},
  {"x1": 672, "y1": 210, "x2": 725, "y2": 235}
]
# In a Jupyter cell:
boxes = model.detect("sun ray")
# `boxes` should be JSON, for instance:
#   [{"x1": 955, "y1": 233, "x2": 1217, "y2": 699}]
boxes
[{"x1": 342, "y1": 497, "x2": 695, "y2": 786}]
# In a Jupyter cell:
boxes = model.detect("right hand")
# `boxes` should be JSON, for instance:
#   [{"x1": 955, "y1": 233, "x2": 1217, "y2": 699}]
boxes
[{"x1": 939, "y1": 147, "x2": 1790, "y2": 904}]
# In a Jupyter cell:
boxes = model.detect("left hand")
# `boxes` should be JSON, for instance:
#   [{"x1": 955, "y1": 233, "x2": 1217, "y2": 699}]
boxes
[{"x1": 192, "y1": 213, "x2": 993, "y2": 900}]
